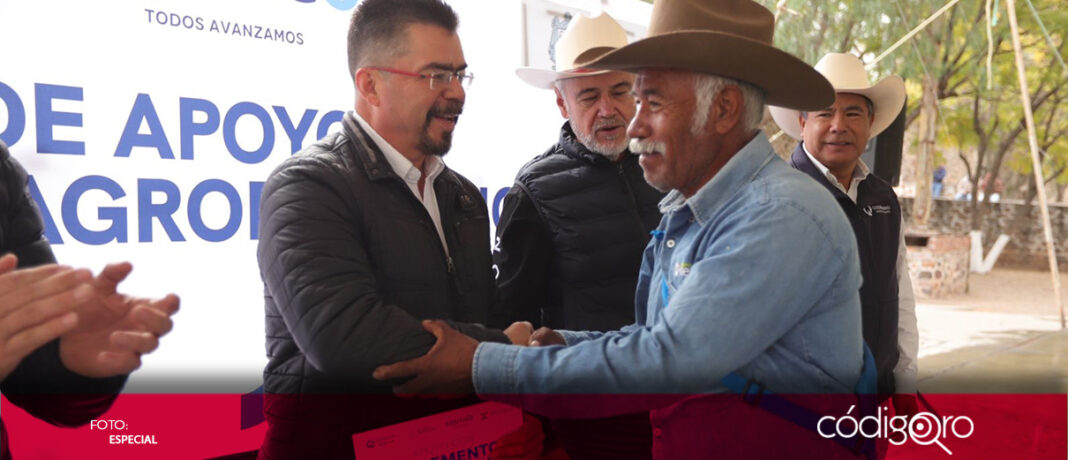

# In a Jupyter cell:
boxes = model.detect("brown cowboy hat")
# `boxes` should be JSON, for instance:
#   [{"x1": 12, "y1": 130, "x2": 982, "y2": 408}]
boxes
[{"x1": 583, "y1": 0, "x2": 834, "y2": 111}]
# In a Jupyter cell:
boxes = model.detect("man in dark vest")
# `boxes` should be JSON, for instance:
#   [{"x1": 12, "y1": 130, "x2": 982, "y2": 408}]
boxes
[
  {"x1": 492, "y1": 12, "x2": 664, "y2": 460},
  {"x1": 770, "y1": 53, "x2": 919, "y2": 414}
]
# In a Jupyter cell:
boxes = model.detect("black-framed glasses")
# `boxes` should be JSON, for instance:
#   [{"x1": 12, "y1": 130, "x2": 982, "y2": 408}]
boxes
[{"x1": 364, "y1": 66, "x2": 474, "y2": 90}]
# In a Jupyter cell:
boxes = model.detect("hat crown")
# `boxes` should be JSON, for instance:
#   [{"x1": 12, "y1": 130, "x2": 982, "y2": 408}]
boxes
[
  {"x1": 554, "y1": 13, "x2": 628, "y2": 72},
  {"x1": 814, "y1": 53, "x2": 873, "y2": 90},
  {"x1": 648, "y1": 0, "x2": 773, "y2": 45}
]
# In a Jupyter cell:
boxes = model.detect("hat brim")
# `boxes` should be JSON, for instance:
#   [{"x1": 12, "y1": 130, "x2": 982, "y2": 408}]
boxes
[
  {"x1": 515, "y1": 68, "x2": 613, "y2": 90},
  {"x1": 769, "y1": 76, "x2": 905, "y2": 140},
  {"x1": 584, "y1": 31, "x2": 834, "y2": 111}
]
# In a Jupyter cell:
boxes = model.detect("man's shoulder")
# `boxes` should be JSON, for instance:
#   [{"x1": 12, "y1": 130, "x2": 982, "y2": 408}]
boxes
[
  {"x1": 754, "y1": 156, "x2": 838, "y2": 208},
  {"x1": 0, "y1": 141, "x2": 23, "y2": 182},
  {"x1": 438, "y1": 166, "x2": 483, "y2": 199},
  {"x1": 0, "y1": 142, "x2": 29, "y2": 208},
  {"x1": 266, "y1": 132, "x2": 355, "y2": 186},
  {"x1": 859, "y1": 173, "x2": 901, "y2": 204},
  {"x1": 514, "y1": 143, "x2": 586, "y2": 183},
  {"x1": 746, "y1": 159, "x2": 855, "y2": 247}
]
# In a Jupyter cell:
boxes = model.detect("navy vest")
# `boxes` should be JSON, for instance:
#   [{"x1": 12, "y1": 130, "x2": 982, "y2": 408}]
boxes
[
  {"x1": 790, "y1": 144, "x2": 902, "y2": 395},
  {"x1": 515, "y1": 123, "x2": 664, "y2": 331}
]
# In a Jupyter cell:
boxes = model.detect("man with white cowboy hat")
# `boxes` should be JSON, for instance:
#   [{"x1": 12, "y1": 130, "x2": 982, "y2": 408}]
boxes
[
  {"x1": 770, "y1": 52, "x2": 919, "y2": 416},
  {"x1": 493, "y1": 11, "x2": 664, "y2": 460},
  {"x1": 376, "y1": 1, "x2": 871, "y2": 457}
]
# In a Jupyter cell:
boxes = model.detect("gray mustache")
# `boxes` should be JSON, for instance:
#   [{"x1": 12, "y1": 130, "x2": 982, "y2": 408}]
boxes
[
  {"x1": 593, "y1": 116, "x2": 625, "y2": 131},
  {"x1": 630, "y1": 138, "x2": 666, "y2": 155}
]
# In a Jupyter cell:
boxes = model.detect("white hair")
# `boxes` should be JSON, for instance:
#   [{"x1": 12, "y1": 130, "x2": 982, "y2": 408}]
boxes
[{"x1": 691, "y1": 74, "x2": 765, "y2": 135}]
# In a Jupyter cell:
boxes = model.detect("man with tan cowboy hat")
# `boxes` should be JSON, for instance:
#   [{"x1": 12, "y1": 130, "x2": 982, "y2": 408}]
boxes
[
  {"x1": 770, "y1": 52, "x2": 919, "y2": 417},
  {"x1": 492, "y1": 13, "x2": 664, "y2": 458},
  {"x1": 375, "y1": 0, "x2": 872, "y2": 457}
]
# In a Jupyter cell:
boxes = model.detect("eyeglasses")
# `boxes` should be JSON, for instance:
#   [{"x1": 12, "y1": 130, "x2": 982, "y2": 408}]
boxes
[{"x1": 364, "y1": 67, "x2": 474, "y2": 90}]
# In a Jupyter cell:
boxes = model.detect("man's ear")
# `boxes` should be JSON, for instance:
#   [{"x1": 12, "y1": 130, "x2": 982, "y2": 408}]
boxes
[
  {"x1": 712, "y1": 85, "x2": 743, "y2": 134},
  {"x1": 355, "y1": 69, "x2": 382, "y2": 106},
  {"x1": 554, "y1": 87, "x2": 569, "y2": 119}
]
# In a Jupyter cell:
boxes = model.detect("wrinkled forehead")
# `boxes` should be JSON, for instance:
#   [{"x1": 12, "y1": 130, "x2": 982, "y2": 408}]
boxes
[{"x1": 634, "y1": 68, "x2": 697, "y2": 96}]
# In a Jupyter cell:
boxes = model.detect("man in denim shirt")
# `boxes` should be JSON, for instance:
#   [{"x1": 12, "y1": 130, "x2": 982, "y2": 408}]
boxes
[{"x1": 376, "y1": 0, "x2": 866, "y2": 457}]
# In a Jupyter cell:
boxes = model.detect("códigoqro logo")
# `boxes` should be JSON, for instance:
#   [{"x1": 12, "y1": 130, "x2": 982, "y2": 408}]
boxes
[
  {"x1": 292, "y1": 0, "x2": 360, "y2": 11},
  {"x1": 818, "y1": 405, "x2": 975, "y2": 455}
]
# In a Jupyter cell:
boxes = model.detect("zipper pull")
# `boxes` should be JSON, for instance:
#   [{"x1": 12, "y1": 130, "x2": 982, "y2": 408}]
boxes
[{"x1": 446, "y1": 255, "x2": 456, "y2": 274}]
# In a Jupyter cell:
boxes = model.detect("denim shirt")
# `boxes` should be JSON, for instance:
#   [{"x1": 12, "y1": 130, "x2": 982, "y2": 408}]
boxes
[{"x1": 473, "y1": 132, "x2": 863, "y2": 411}]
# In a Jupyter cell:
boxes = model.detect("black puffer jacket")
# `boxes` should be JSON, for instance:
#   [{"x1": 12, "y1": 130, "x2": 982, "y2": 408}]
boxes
[
  {"x1": 0, "y1": 141, "x2": 125, "y2": 460},
  {"x1": 256, "y1": 114, "x2": 507, "y2": 459},
  {"x1": 493, "y1": 123, "x2": 664, "y2": 331}
]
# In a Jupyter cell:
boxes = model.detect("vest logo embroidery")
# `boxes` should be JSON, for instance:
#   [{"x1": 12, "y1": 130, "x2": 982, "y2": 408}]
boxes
[{"x1": 870, "y1": 205, "x2": 892, "y2": 214}]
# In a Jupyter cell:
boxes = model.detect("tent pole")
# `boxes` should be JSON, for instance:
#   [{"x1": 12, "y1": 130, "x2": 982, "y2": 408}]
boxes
[{"x1": 1005, "y1": 0, "x2": 1065, "y2": 329}]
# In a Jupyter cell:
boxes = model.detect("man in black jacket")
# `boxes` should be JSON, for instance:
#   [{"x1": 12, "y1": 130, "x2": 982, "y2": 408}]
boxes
[
  {"x1": 0, "y1": 141, "x2": 179, "y2": 460},
  {"x1": 255, "y1": 1, "x2": 519, "y2": 458},
  {"x1": 494, "y1": 12, "x2": 664, "y2": 460}
]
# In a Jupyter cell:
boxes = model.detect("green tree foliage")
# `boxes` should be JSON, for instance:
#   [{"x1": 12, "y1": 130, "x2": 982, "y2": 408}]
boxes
[{"x1": 758, "y1": 0, "x2": 1067, "y2": 224}]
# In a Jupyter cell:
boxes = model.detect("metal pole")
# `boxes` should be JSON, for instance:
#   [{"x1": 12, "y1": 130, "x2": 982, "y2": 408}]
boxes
[{"x1": 1005, "y1": 0, "x2": 1065, "y2": 329}]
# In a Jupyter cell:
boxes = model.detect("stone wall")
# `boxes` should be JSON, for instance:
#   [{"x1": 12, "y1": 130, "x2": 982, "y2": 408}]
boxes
[
  {"x1": 905, "y1": 234, "x2": 970, "y2": 297},
  {"x1": 901, "y1": 196, "x2": 1068, "y2": 269}
]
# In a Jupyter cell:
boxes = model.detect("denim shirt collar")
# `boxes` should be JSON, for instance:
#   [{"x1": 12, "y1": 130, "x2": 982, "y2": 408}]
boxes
[{"x1": 658, "y1": 131, "x2": 775, "y2": 225}]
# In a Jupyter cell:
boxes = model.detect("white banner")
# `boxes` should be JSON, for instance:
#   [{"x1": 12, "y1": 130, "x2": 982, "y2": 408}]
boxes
[{"x1": 0, "y1": 0, "x2": 647, "y2": 392}]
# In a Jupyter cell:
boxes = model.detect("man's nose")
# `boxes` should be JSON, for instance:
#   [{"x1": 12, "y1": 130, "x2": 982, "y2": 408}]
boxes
[
  {"x1": 442, "y1": 78, "x2": 465, "y2": 100},
  {"x1": 829, "y1": 112, "x2": 848, "y2": 131},
  {"x1": 627, "y1": 107, "x2": 647, "y2": 139},
  {"x1": 596, "y1": 95, "x2": 616, "y2": 117}
]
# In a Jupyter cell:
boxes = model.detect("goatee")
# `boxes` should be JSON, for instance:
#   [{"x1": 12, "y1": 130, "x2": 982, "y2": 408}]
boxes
[{"x1": 419, "y1": 100, "x2": 463, "y2": 157}]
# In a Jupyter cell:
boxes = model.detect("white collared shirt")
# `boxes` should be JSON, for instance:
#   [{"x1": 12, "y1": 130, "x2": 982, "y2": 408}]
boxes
[
  {"x1": 801, "y1": 143, "x2": 919, "y2": 394},
  {"x1": 802, "y1": 143, "x2": 871, "y2": 202},
  {"x1": 351, "y1": 111, "x2": 449, "y2": 255}
]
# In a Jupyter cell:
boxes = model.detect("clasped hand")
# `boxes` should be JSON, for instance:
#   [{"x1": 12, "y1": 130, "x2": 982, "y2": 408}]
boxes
[{"x1": 0, "y1": 254, "x2": 179, "y2": 381}]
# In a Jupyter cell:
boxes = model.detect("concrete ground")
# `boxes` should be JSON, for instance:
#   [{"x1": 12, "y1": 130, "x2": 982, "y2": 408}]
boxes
[
  {"x1": 887, "y1": 269, "x2": 1068, "y2": 458},
  {"x1": 915, "y1": 268, "x2": 1067, "y2": 393}
]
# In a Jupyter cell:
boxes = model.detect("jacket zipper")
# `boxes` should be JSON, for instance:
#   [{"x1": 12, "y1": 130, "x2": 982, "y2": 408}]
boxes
[{"x1": 392, "y1": 177, "x2": 456, "y2": 277}]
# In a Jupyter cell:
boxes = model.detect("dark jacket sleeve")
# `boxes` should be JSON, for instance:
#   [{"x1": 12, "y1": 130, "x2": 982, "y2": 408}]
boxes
[
  {"x1": 2, "y1": 342, "x2": 126, "y2": 427},
  {"x1": 0, "y1": 142, "x2": 57, "y2": 267},
  {"x1": 0, "y1": 141, "x2": 126, "y2": 427},
  {"x1": 490, "y1": 184, "x2": 552, "y2": 329},
  {"x1": 258, "y1": 156, "x2": 501, "y2": 383}
]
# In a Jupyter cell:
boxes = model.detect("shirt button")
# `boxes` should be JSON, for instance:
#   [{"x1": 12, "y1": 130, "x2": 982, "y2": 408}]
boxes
[{"x1": 666, "y1": 239, "x2": 676, "y2": 248}]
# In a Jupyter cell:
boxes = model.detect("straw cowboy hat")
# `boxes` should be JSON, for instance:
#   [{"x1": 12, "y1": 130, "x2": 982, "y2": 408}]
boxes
[
  {"x1": 516, "y1": 12, "x2": 629, "y2": 89},
  {"x1": 582, "y1": 0, "x2": 833, "y2": 111},
  {"x1": 769, "y1": 53, "x2": 906, "y2": 140}
]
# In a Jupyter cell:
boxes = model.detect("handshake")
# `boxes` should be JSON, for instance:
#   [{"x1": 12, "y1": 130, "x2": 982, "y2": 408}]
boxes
[
  {"x1": 371, "y1": 319, "x2": 568, "y2": 396},
  {"x1": 502, "y1": 321, "x2": 564, "y2": 348}
]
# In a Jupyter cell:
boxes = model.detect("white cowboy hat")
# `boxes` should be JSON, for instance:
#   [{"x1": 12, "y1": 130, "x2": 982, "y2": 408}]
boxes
[
  {"x1": 516, "y1": 12, "x2": 629, "y2": 89},
  {"x1": 582, "y1": 0, "x2": 834, "y2": 110},
  {"x1": 770, "y1": 53, "x2": 906, "y2": 139}
]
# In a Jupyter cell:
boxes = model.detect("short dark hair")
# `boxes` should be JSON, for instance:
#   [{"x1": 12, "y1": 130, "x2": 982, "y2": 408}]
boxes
[
  {"x1": 347, "y1": 0, "x2": 459, "y2": 78},
  {"x1": 801, "y1": 94, "x2": 874, "y2": 119}
]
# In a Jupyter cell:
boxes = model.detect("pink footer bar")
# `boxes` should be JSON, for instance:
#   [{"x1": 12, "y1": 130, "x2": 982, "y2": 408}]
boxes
[{"x1": 1, "y1": 393, "x2": 1064, "y2": 459}]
